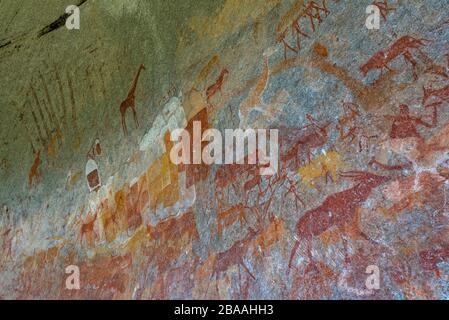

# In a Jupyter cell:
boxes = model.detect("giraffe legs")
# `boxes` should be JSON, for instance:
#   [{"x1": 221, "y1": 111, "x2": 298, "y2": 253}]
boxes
[
  {"x1": 120, "y1": 100, "x2": 139, "y2": 136},
  {"x1": 132, "y1": 106, "x2": 139, "y2": 128},
  {"x1": 121, "y1": 113, "x2": 128, "y2": 136}
]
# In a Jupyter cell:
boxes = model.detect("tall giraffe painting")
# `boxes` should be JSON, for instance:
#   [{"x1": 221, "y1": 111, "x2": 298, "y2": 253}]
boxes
[{"x1": 120, "y1": 64, "x2": 146, "y2": 135}]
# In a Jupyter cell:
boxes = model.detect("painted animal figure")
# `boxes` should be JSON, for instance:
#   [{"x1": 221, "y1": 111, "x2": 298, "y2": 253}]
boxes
[
  {"x1": 301, "y1": 115, "x2": 332, "y2": 163},
  {"x1": 206, "y1": 68, "x2": 229, "y2": 104},
  {"x1": 98, "y1": 199, "x2": 119, "y2": 243},
  {"x1": 295, "y1": 115, "x2": 331, "y2": 165},
  {"x1": 215, "y1": 152, "x2": 263, "y2": 197},
  {"x1": 120, "y1": 64, "x2": 146, "y2": 135},
  {"x1": 215, "y1": 162, "x2": 247, "y2": 192},
  {"x1": 252, "y1": 217, "x2": 286, "y2": 260},
  {"x1": 79, "y1": 212, "x2": 98, "y2": 246},
  {"x1": 283, "y1": 174, "x2": 306, "y2": 210},
  {"x1": 209, "y1": 228, "x2": 258, "y2": 295},
  {"x1": 217, "y1": 204, "x2": 248, "y2": 237},
  {"x1": 337, "y1": 102, "x2": 360, "y2": 142},
  {"x1": 276, "y1": 0, "x2": 307, "y2": 60},
  {"x1": 197, "y1": 55, "x2": 220, "y2": 83},
  {"x1": 28, "y1": 150, "x2": 41, "y2": 187},
  {"x1": 360, "y1": 36, "x2": 432, "y2": 80},
  {"x1": 277, "y1": 0, "x2": 330, "y2": 60},
  {"x1": 239, "y1": 48, "x2": 274, "y2": 118},
  {"x1": 303, "y1": 1, "x2": 330, "y2": 32},
  {"x1": 279, "y1": 116, "x2": 331, "y2": 172},
  {"x1": 336, "y1": 102, "x2": 378, "y2": 152},
  {"x1": 422, "y1": 83, "x2": 449, "y2": 105},
  {"x1": 277, "y1": 29, "x2": 300, "y2": 60},
  {"x1": 279, "y1": 135, "x2": 303, "y2": 170},
  {"x1": 380, "y1": 172, "x2": 444, "y2": 218},
  {"x1": 288, "y1": 171, "x2": 390, "y2": 270},
  {"x1": 298, "y1": 150, "x2": 345, "y2": 190},
  {"x1": 372, "y1": 0, "x2": 395, "y2": 21},
  {"x1": 241, "y1": 157, "x2": 272, "y2": 204}
]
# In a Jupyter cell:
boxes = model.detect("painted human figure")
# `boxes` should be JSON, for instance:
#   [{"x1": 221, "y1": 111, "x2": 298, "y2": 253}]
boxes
[
  {"x1": 389, "y1": 104, "x2": 437, "y2": 140},
  {"x1": 370, "y1": 103, "x2": 439, "y2": 170}
]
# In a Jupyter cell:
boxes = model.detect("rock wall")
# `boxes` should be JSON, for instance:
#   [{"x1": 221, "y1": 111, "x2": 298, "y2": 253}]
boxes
[{"x1": 0, "y1": 0, "x2": 448, "y2": 299}]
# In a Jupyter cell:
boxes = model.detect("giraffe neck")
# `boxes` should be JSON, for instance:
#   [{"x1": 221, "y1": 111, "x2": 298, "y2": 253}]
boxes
[
  {"x1": 219, "y1": 70, "x2": 226, "y2": 81},
  {"x1": 127, "y1": 66, "x2": 144, "y2": 98},
  {"x1": 263, "y1": 56, "x2": 270, "y2": 74}
]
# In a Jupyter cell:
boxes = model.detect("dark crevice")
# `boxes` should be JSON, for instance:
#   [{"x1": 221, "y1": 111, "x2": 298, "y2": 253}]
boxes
[
  {"x1": 37, "y1": 0, "x2": 89, "y2": 38},
  {"x1": 0, "y1": 40, "x2": 11, "y2": 49}
]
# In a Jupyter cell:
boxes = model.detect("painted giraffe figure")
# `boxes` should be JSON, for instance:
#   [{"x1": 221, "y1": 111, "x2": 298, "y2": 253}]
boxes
[
  {"x1": 120, "y1": 64, "x2": 146, "y2": 135},
  {"x1": 28, "y1": 150, "x2": 41, "y2": 188}
]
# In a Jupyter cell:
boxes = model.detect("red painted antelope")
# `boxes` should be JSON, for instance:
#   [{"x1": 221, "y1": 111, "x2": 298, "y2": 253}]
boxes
[
  {"x1": 207, "y1": 227, "x2": 258, "y2": 296},
  {"x1": 288, "y1": 171, "x2": 391, "y2": 271},
  {"x1": 422, "y1": 83, "x2": 449, "y2": 105},
  {"x1": 79, "y1": 212, "x2": 98, "y2": 246},
  {"x1": 206, "y1": 68, "x2": 229, "y2": 104},
  {"x1": 280, "y1": 115, "x2": 331, "y2": 168},
  {"x1": 360, "y1": 35, "x2": 432, "y2": 80}
]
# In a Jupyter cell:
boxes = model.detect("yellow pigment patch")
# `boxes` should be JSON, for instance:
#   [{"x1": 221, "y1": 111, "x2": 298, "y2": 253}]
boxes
[{"x1": 298, "y1": 151, "x2": 345, "y2": 190}]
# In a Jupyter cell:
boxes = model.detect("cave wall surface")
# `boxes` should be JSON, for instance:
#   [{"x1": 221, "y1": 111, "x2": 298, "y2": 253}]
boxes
[{"x1": 0, "y1": 0, "x2": 449, "y2": 299}]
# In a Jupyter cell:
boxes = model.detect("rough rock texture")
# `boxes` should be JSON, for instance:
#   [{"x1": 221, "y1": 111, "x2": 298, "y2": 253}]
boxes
[{"x1": 0, "y1": 0, "x2": 448, "y2": 299}]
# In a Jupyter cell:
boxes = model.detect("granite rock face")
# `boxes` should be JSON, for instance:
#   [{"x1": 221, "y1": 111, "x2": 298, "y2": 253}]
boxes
[{"x1": 0, "y1": 0, "x2": 448, "y2": 299}]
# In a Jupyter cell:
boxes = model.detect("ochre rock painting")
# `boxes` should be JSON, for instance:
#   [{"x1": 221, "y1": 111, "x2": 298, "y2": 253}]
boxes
[{"x1": 0, "y1": 0, "x2": 448, "y2": 299}]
